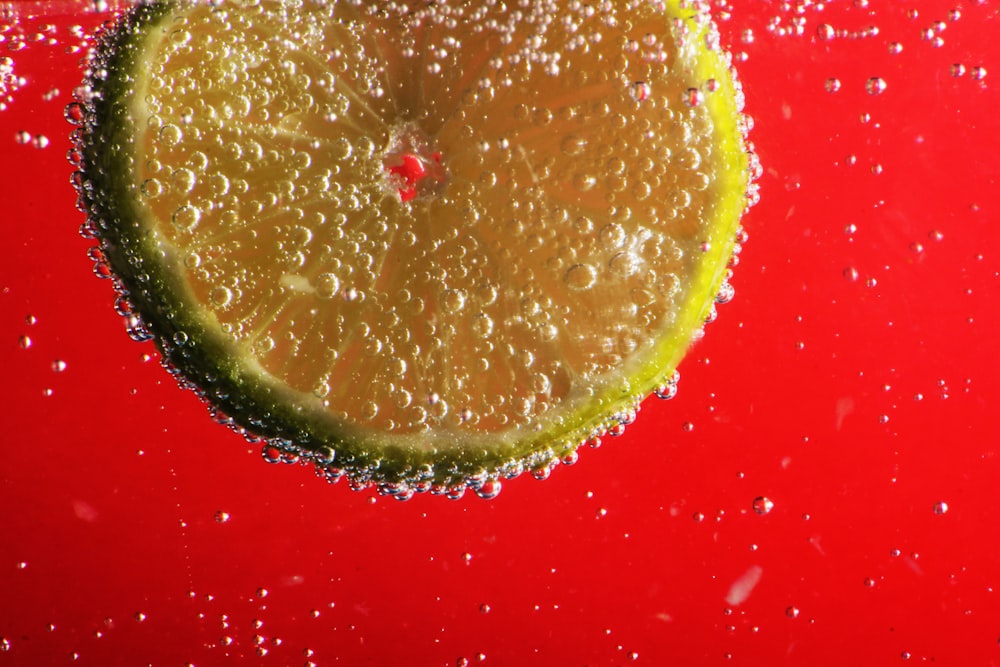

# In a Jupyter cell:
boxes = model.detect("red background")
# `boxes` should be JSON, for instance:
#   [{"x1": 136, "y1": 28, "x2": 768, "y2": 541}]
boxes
[{"x1": 2, "y1": 1, "x2": 1000, "y2": 665}]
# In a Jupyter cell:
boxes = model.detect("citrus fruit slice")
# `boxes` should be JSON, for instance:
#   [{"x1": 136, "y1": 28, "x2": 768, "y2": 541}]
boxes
[{"x1": 72, "y1": 0, "x2": 755, "y2": 498}]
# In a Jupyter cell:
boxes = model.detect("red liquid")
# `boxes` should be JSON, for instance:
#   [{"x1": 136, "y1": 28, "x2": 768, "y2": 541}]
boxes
[{"x1": 1, "y1": 1, "x2": 999, "y2": 664}]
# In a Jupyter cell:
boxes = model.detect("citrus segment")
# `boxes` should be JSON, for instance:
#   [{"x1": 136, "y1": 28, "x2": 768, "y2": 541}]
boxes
[{"x1": 75, "y1": 0, "x2": 755, "y2": 495}]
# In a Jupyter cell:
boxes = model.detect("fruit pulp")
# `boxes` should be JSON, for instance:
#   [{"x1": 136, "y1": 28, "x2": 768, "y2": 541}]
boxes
[{"x1": 75, "y1": 0, "x2": 753, "y2": 491}]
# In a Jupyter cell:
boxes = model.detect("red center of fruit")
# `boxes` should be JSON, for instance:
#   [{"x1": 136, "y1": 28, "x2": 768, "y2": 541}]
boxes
[{"x1": 385, "y1": 151, "x2": 444, "y2": 202}]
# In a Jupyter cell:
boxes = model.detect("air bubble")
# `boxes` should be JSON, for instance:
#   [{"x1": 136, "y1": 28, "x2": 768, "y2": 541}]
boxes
[
  {"x1": 565, "y1": 264, "x2": 597, "y2": 290},
  {"x1": 171, "y1": 168, "x2": 196, "y2": 193},
  {"x1": 441, "y1": 289, "x2": 466, "y2": 313},
  {"x1": 172, "y1": 204, "x2": 201, "y2": 231},
  {"x1": 715, "y1": 282, "x2": 735, "y2": 304},
  {"x1": 159, "y1": 123, "x2": 183, "y2": 145},
  {"x1": 475, "y1": 479, "x2": 502, "y2": 499},
  {"x1": 609, "y1": 251, "x2": 639, "y2": 278},
  {"x1": 64, "y1": 101, "x2": 86, "y2": 125},
  {"x1": 572, "y1": 172, "x2": 597, "y2": 191},
  {"x1": 472, "y1": 314, "x2": 494, "y2": 338},
  {"x1": 560, "y1": 134, "x2": 586, "y2": 156},
  {"x1": 752, "y1": 496, "x2": 774, "y2": 515},
  {"x1": 209, "y1": 286, "x2": 233, "y2": 307},
  {"x1": 865, "y1": 77, "x2": 887, "y2": 95},
  {"x1": 684, "y1": 88, "x2": 704, "y2": 106},
  {"x1": 315, "y1": 273, "x2": 341, "y2": 299},
  {"x1": 141, "y1": 178, "x2": 163, "y2": 198},
  {"x1": 629, "y1": 81, "x2": 651, "y2": 101}
]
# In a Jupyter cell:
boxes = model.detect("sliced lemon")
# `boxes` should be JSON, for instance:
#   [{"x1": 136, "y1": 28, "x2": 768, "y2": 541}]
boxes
[{"x1": 75, "y1": 0, "x2": 754, "y2": 497}]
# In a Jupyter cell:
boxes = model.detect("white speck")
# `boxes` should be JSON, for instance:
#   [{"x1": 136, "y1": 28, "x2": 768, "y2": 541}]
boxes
[
  {"x1": 725, "y1": 565, "x2": 763, "y2": 607},
  {"x1": 72, "y1": 499, "x2": 99, "y2": 523}
]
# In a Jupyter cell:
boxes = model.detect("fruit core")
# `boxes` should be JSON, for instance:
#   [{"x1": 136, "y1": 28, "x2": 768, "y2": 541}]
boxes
[{"x1": 382, "y1": 123, "x2": 445, "y2": 202}]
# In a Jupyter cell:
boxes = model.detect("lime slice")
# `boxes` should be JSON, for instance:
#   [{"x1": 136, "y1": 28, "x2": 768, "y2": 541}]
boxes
[{"x1": 73, "y1": 0, "x2": 755, "y2": 498}]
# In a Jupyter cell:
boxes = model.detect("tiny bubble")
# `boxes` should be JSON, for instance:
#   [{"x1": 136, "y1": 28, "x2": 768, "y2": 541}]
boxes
[
  {"x1": 786, "y1": 606, "x2": 801, "y2": 619},
  {"x1": 214, "y1": 511, "x2": 231, "y2": 523},
  {"x1": 933, "y1": 501, "x2": 949, "y2": 515},
  {"x1": 752, "y1": 496, "x2": 774, "y2": 515},
  {"x1": 629, "y1": 81, "x2": 651, "y2": 102},
  {"x1": 684, "y1": 87, "x2": 704, "y2": 107},
  {"x1": 865, "y1": 77, "x2": 887, "y2": 95}
]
